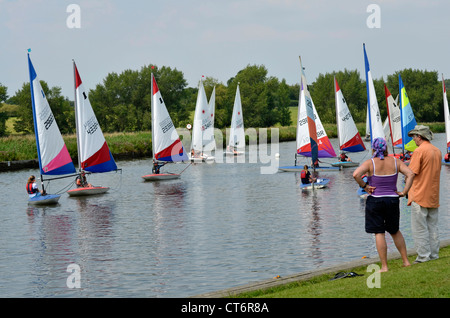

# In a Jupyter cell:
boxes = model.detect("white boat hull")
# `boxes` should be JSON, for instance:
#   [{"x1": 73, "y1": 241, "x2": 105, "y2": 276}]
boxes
[
  {"x1": 300, "y1": 178, "x2": 330, "y2": 190},
  {"x1": 279, "y1": 165, "x2": 341, "y2": 172},
  {"x1": 142, "y1": 173, "x2": 181, "y2": 181},
  {"x1": 67, "y1": 186, "x2": 109, "y2": 197},
  {"x1": 28, "y1": 194, "x2": 61, "y2": 205},
  {"x1": 331, "y1": 161, "x2": 359, "y2": 168}
]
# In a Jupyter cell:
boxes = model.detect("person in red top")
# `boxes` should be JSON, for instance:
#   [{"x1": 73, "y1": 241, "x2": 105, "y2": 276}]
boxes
[
  {"x1": 26, "y1": 175, "x2": 45, "y2": 198},
  {"x1": 407, "y1": 125, "x2": 442, "y2": 263}
]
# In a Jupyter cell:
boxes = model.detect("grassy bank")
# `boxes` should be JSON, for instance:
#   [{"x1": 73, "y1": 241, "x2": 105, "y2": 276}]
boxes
[
  {"x1": 0, "y1": 122, "x2": 445, "y2": 162},
  {"x1": 235, "y1": 245, "x2": 449, "y2": 298}
]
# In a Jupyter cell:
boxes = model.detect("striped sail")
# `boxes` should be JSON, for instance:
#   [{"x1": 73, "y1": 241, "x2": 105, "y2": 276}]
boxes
[
  {"x1": 335, "y1": 77, "x2": 365, "y2": 152},
  {"x1": 296, "y1": 56, "x2": 336, "y2": 159},
  {"x1": 74, "y1": 62, "x2": 117, "y2": 172},
  {"x1": 152, "y1": 74, "x2": 188, "y2": 162},
  {"x1": 399, "y1": 74, "x2": 418, "y2": 152},
  {"x1": 363, "y1": 44, "x2": 384, "y2": 143},
  {"x1": 28, "y1": 54, "x2": 75, "y2": 176}
]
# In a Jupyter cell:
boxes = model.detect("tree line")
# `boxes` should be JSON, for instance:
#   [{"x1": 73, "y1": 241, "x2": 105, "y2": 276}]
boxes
[{"x1": 1, "y1": 65, "x2": 449, "y2": 137}]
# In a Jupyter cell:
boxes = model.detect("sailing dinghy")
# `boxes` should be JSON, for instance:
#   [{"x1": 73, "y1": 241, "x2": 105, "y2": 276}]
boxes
[
  {"x1": 331, "y1": 77, "x2": 365, "y2": 168},
  {"x1": 27, "y1": 54, "x2": 77, "y2": 205},
  {"x1": 384, "y1": 85, "x2": 402, "y2": 153},
  {"x1": 189, "y1": 78, "x2": 215, "y2": 162},
  {"x1": 142, "y1": 74, "x2": 189, "y2": 181},
  {"x1": 442, "y1": 75, "x2": 450, "y2": 166},
  {"x1": 225, "y1": 84, "x2": 245, "y2": 156},
  {"x1": 67, "y1": 61, "x2": 118, "y2": 196},
  {"x1": 279, "y1": 57, "x2": 339, "y2": 172}
]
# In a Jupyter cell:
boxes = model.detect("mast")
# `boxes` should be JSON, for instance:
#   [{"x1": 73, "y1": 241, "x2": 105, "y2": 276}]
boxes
[
  {"x1": 73, "y1": 60, "x2": 82, "y2": 174},
  {"x1": 151, "y1": 73, "x2": 155, "y2": 161},
  {"x1": 334, "y1": 76, "x2": 341, "y2": 151},
  {"x1": 28, "y1": 53, "x2": 45, "y2": 193}
]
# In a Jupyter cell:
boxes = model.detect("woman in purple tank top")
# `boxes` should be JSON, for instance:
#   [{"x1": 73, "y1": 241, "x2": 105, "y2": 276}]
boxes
[{"x1": 353, "y1": 138, "x2": 415, "y2": 272}]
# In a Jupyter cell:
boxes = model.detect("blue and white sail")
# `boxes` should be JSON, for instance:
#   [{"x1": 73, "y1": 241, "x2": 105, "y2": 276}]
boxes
[{"x1": 363, "y1": 44, "x2": 384, "y2": 144}]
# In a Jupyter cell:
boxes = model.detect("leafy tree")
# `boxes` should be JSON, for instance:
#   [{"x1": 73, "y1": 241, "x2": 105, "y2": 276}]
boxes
[
  {"x1": 0, "y1": 83, "x2": 8, "y2": 136},
  {"x1": 10, "y1": 81, "x2": 73, "y2": 134}
]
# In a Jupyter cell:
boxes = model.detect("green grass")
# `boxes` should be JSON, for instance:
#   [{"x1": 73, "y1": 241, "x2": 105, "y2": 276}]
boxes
[{"x1": 235, "y1": 246, "x2": 450, "y2": 298}]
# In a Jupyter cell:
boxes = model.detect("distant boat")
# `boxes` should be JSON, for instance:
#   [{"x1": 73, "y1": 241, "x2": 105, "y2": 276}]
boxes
[
  {"x1": 27, "y1": 54, "x2": 76, "y2": 205},
  {"x1": 225, "y1": 83, "x2": 245, "y2": 156},
  {"x1": 383, "y1": 86, "x2": 402, "y2": 153},
  {"x1": 280, "y1": 56, "x2": 339, "y2": 172},
  {"x1": 300, "y1": 178, "x2": 330, "y2": 190},
  {"x1": 442, "y1": 74, "x2": 450, "y2": 166},
  {"x1": 142, "y1": 73, "x2": 189, "y2": 181},
  {"x1": 398, "y1": 74, "x2": 418, "y2": 154},
  {"x1": 67, "y1": 61, "x2": 119, "y2": 196},
  {"x1": 190, "y1": 78, "x2": 215, "y2": 162},
  {"x1": 363, "y1": 43, "x2": 385, "y2": 144},
  {"x1": 331, "y1": 77, "x2": 365, "y2": 168}
]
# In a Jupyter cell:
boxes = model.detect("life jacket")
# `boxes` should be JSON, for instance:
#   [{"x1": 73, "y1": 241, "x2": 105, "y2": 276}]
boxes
[
  {"x1": 26, "y1": 183, "x2": 37, "y2": 194},
  {"x1": 300, "y1": 170, "x2": 307, "y2": 179}
]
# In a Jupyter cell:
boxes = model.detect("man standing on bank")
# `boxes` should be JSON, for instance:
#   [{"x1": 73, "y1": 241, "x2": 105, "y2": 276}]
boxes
[{"x1": 407, "y1": 125, "x2": 442, "y2": 264}]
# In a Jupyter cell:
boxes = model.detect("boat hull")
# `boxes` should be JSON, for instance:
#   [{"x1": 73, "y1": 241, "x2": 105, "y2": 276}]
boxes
[
  {"x1": 28, "y1": 194, "x2": 61, "y2": 205},
  {"x1": 279, "y1": 165, "x2": 341, "y2": 172},
  {"x1": 67, "y1": 186, "x2": 109, "y2": 197},
  {"x1": 300, "y1": 178, "x2": 330, "y2": 189},
  {"x1": 224, "y1": 151, "x2": 244, "y2": 156},
  {"x1": 331, "y1": 161, "x2": 359, "y2": 168},
  {"x1": 189, "y1": 156, "x2": 215, "y2": 163},
  {"x1": 142, "y1": 173, "x2": 181, "y2": 181}
]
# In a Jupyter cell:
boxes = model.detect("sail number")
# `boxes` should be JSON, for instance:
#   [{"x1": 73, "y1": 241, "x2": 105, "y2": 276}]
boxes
[{"x1": 44, "y1": 113, "x2": 55, "y2": 130}]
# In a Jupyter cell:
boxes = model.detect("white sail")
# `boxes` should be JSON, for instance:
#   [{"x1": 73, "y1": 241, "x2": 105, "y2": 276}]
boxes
[
  {"x1": 228, "y1": 84, "x2": 245, "y2": 152},
  {"x1": 203, "y1": 86, "x2": 216, "y2": 152},
  {"x1": 191, "y1": 78, "x2": 214, "y2": 160}
]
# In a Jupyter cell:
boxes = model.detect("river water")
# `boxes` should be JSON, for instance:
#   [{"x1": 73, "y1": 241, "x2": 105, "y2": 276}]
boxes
[{"x1": 0, "y1": 134, "x2": 448, "y2": 297}]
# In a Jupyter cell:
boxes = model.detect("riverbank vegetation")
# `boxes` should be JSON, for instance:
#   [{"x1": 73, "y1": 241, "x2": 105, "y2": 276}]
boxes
[
  {"x1": 0, "y1": 122, "x2": 444, "y2": 163},
  {"x1": 235, "y1": 245, "x2": 449, "y2": 298}
]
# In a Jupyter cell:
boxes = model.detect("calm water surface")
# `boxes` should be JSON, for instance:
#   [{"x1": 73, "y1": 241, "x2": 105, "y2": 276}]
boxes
[{"x1": 1, "y1": 134, "x2": 449, "y2": 297}]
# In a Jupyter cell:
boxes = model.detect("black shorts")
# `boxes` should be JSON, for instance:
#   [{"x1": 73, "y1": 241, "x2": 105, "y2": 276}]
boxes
[{"x1": 365, "y1": 196, "x2": 400, "y2": 234}]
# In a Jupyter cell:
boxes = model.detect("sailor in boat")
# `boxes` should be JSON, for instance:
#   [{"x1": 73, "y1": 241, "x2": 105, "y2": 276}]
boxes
[
  {"x1": 152, "y1": 160, "x2": 165, "y2": 174},
  {"x1": 26, "y1": 175, "x2": 46, "y2": 198},
  {"x1": 301, "y1": 165, "x2": 316, "y2": 185},
  {"x1": 445, "y1": 152, "x2": 450, "y2": 163},
  {"x1": 226, "y1": 145, "x2": 238, "y2": 155},
  {"x1": 76, "y1": 171, "x2": 93, "y2": 188},
  {"x1": 338, "y1": 152, "x2": 352, "y2": 162}
]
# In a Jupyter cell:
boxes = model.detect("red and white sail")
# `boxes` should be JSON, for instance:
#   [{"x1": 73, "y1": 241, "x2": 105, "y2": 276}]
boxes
[
  {"x1": 334, "y1": 77, "x2": 365, "y2": 153},
  {"x1": 74, "y1": 61, "x2": 117, "y2": 173},
  {"x1": 151, "y1": 74, "x2": 188, "y2": 162}
]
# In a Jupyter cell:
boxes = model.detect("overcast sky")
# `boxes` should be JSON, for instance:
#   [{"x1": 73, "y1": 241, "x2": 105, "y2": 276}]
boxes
[{"x1": 1, "y1": 0, "x2": 449, "y2": 100}]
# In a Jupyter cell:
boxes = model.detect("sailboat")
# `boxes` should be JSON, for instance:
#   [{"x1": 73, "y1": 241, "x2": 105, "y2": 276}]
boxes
[
  {"x1": 363, "y1": 44, "x2": 385, "y2": 145},
  {"x1": 331, "y1": 77, "x2": 365, "y2": 168},
  {"x1": 225, "y1": 83, "x2": 245, "y2": 156},
  {"x1": 398, "y1": 74, "x2": 418, "y2": 155},
  {"x1": 27, "y1": 54, "x2": 76, "y2": 205},
  {"x1": 384, "y1": 85, "x2": 402, "y2": 153},
  {"x1": 67, "y1": 61, "x2": 119, "y2": 196},
  {"x1": 442, "y1": 75, "x2": 450, "y2": 166},
  {"x1": 189, "y1": 78, "x2": 215, "y2": 162},
  {"x1": 204, "y1": 86, "x2": 216, "y2": 152},
  {"x1": 279, "y1": 57, "x2": 338, "y2": 172},
  {"x1": 142, "y1": 73, "x2": 189, "y2": 180}
]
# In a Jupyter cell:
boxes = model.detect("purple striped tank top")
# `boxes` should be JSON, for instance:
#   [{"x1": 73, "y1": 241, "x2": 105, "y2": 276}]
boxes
[{"x1": 367, "y1": 158, "x2": 399, "y2": 197}]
